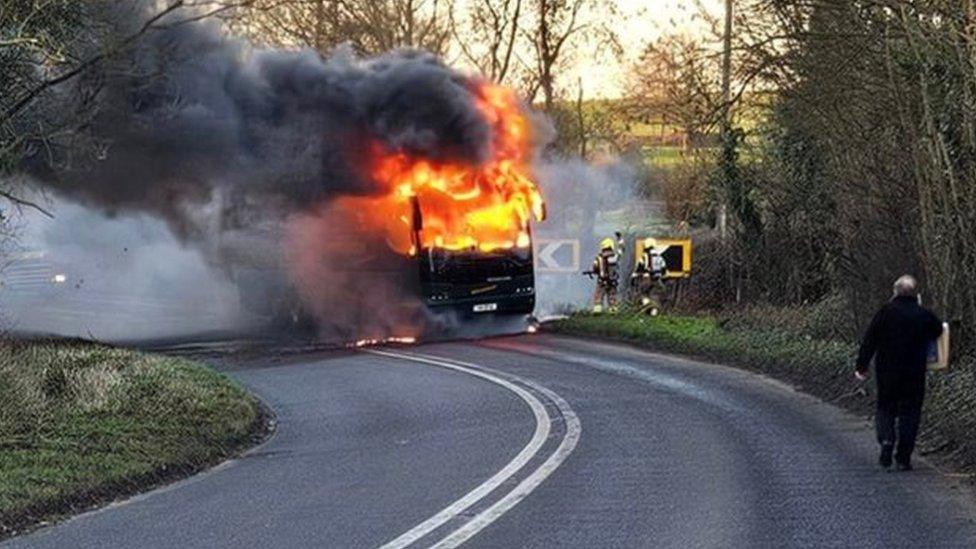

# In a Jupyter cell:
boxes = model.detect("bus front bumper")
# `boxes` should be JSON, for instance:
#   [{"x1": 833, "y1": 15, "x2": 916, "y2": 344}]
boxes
[{"x1": 425, "y1": 293, "x2": 535, "y2": 316}]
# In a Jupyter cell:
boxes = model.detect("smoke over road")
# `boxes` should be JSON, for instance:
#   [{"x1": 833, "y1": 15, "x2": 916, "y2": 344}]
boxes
[
  {"x1": 0, "y1": 201, "x2": 252, "y2": 342},
  {"x1": 533, "y1": 159, "x2": 658, "y2": 318}
]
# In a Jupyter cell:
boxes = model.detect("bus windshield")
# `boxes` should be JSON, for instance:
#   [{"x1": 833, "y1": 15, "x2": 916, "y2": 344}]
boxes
[{"x1": 421, "y1": 246, "x2": 533, "y2": 285}]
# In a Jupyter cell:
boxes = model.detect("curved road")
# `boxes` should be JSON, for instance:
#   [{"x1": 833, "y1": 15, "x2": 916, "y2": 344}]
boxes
[{"x1": 8, "y1": 334, "x2": 976, "y2": 548}]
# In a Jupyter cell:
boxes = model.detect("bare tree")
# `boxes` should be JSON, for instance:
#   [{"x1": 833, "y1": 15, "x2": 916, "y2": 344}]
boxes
[
  {"x1": 230, "y1": 0, "x2": 452, "y2": 55},
  {"x1": 521, "y1": 0, "x2": 619, "y2": 111},
  {"x1": 631, "y1": 34, "x2": 723, "y2": 150},
  {"x1": 351, "y1": 0, "x2": 452, "y2": 54},
  {"x1": 527, "y1": 0, "x2": 582, "y2": 110},
  {"x1": 1, "y1": 2, "x2": 244, "y2": 218},
  {"x1": 226, "y1": 0, "x2": 344, "y2": 52},
  {"x1": 450, "y1": 0, "x2": 522, "y2": 83},
  {"x1": 544, "y1": 77, "x2": 629, "y2": 158}
]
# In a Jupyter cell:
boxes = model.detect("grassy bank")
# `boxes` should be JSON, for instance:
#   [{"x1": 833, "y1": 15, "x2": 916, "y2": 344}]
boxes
[
  {"x1": 0, "y1": 339, "x2": 268, "y2": 538},
  {"x1": 552, "y1": 313, "x2": 976, "y2": 477}
]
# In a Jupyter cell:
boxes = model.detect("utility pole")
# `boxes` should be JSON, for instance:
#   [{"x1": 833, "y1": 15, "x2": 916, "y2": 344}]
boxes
[{"x1": 719, "y1": 0, "x2": 733, "y2": 241}]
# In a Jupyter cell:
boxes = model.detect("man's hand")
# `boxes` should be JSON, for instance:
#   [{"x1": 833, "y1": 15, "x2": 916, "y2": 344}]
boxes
[{"x1": 854, "y1": 369, "x2": 868, "y2": 382}]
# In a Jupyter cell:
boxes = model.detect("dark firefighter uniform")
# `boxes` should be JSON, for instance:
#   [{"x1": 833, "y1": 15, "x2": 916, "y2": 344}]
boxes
[
  {"x1": 591, "y1": 237, "x2": 621, "y2": 313},
  {"x1": 630, "y1": 239, "x2": 667, "y2": 314},
  {"x1": 856, "y1": 295, "x2": 943, "y2": 469}
]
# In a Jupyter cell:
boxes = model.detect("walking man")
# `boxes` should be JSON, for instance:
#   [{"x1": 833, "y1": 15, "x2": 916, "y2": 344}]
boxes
[{"x1": 855, "y1": 275, "x2": 943, "y2": 471}]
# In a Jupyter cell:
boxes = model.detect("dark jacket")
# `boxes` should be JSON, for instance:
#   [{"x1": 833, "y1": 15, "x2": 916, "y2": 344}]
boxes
[{"x1": 856, "y1": 296, "x2": 943, "y2": 377}]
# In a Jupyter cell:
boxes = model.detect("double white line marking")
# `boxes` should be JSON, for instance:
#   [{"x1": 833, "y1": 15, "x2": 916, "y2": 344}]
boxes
[{"x1": 367, "y1": 349, "x2": 581, "y2": 549}]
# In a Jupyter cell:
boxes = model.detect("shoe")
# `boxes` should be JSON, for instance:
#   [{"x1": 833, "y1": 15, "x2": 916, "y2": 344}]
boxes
[
  {"x1": 895, "y1": 461, "x2": 913, "y2": 471},
  {"x1": 879, "y1": 445, "x2": 893, "y2": 469}
]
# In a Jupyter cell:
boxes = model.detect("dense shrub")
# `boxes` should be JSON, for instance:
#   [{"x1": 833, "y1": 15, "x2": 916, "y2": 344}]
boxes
[{"x1": 719, "y1": 293, "x2": 857, "y2": 342}]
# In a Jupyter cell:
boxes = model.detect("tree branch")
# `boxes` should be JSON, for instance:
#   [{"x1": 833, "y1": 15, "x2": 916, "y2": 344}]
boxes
[
  {"x1": 0, "y1": 189, "x2": 53, "y2": 218},
  {"x1": 0, "y1": 1, "x2": 187, "y2": 127}
]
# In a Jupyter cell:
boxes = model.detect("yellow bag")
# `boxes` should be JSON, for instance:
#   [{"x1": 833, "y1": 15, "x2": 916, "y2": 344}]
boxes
[{"x1": 927, "y1": 322, "x2": 951, "y2": 371}]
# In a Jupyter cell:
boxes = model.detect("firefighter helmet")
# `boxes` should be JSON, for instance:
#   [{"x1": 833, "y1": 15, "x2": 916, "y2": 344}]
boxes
[{"x1": 600, "y1": 237, "x2": 615, "y2": 251}]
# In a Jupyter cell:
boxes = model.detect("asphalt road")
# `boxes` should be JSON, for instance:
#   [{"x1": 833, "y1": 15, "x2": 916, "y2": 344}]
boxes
[{"x1": 8, "y1": 334, "x2": 976, "y2": 548}]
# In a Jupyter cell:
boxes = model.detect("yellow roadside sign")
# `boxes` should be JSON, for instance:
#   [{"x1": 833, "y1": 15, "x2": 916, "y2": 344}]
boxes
[{"x1": 636, "y1": 238, "x2": 693, "y2": 279}]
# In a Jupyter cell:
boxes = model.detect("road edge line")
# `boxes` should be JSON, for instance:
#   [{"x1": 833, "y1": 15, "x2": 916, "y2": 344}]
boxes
[
  {"x1": 411, "y1": 354, "x2": 581, "y2": 549},
  {"x1": 366, "y1": 349, "x2": 552, "y2": 549}
]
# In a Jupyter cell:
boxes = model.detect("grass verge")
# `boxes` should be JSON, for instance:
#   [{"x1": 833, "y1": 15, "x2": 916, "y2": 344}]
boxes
[
  {"x1": 551, "y1": 313, "x2": 976, "y2": 479},
  {"x1": 0, "y1": 338, "x2": 270, "y2": 538}
]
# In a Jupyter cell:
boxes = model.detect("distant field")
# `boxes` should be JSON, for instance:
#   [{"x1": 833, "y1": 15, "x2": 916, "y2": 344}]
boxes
[
  {"x1": 0, "y1": 339, "x2": 267, "y2": 538},
  {"x1": 643, "y1": 146, "x2": 688, "y2": 167}
]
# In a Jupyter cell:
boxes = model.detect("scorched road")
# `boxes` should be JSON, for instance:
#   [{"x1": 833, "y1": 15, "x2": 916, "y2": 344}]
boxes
[{"x1": 8, "y1": 335, "x2": 976, "y2": 548}]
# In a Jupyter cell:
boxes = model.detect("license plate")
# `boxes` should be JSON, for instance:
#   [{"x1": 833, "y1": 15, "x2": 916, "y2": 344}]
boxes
[{"x1": 473, "y1": 302, "x2": 498, "y2": 313}]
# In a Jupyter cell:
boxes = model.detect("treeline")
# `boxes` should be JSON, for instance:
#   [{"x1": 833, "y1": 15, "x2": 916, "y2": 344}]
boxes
[{"x1": 644, "y1": 1, "x2": 976, "y2": 354}]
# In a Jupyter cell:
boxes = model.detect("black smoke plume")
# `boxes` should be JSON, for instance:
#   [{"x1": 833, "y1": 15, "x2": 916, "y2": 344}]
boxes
[
  {"x1": 28, "y1": 11, "x2": 494, "y2": 241},
  {"x1": 16, "y1": 6, "x2": 516, "y2": 340}
]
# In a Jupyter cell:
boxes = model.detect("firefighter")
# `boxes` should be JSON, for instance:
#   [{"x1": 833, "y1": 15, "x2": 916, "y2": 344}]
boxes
[
  {"x1": 631, "y1": 238, "x2": 667, "y2": 315},
  {"x1": 635, "y1": 238, "x2": 666, "y2": 279},
  {"x1": 588, "y1": 234, "x2": 623, "y2": 313}
]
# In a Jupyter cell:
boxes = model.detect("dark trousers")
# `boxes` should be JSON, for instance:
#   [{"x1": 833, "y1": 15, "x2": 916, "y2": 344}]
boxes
[{"x1": 875, "y1": 372, "x2": 926, "y2": 464}]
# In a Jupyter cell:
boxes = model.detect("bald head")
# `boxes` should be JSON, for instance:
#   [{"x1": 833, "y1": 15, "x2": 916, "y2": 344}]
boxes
[{"x1": 893, "y1": 275, "x2": 918, "y2": 298}]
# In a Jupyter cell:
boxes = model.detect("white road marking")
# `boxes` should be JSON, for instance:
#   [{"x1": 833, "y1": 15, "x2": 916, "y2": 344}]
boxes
[
  {"x1": 416, "y1": 353, "x2": 581, "y2": 549},
  {"x1": 368, "y1": 349, "x2": 553, "y2": 549}
]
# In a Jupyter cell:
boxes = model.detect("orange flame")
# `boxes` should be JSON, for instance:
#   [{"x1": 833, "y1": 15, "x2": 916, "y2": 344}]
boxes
[
  {"x1": 338, "y1": 82, "x2": 544, "y2": 255},
  {"x1": 350, "y1": 336, "x2": 418, "y2": 348}
]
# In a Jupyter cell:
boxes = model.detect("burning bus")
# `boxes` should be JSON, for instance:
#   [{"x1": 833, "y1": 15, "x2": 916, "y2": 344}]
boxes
[
  {"x1": 226, "y1": 81, "x2": 546, "y2": 333},
  {"x1": 407, "y1": 194, "x2": 539, "y2": 315},
  {"x1": 324, "y1": 82, "x2": 546, "y2": 319}
]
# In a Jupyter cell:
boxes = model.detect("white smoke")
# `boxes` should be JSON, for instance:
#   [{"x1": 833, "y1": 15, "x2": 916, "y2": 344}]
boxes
[
  {"x1": 533, "y1": 157, "x2": 662, "y2": 318},
  {"x1": 0, "y1": 199, "x2": 255, "y2": 342}
]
